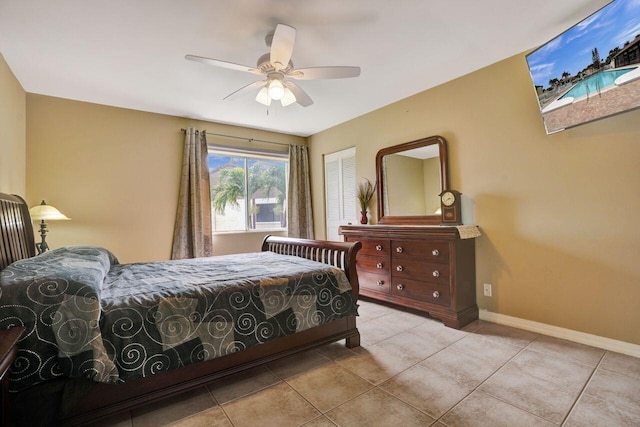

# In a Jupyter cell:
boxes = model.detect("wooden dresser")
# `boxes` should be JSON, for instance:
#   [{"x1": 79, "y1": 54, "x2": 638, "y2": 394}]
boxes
[{"x1": 340, "y1": 224, "x2": 478, "y2": 329}]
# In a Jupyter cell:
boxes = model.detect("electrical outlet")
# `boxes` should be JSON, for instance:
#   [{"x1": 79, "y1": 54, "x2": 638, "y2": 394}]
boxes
[{"x1": 483, "y1": 283, "x2": 492, "y2": 297}]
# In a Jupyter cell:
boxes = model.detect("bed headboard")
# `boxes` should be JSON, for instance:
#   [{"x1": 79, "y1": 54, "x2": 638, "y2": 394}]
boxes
[{"x1": 0, "y1": 193, "x2": 36, "y2": 270}]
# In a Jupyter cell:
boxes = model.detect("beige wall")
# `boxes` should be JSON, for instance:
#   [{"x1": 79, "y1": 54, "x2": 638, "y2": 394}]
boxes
[
  {"x1": 26, "y1": 94, "x2": 304, "y2": 263},
  {"x1": 0, "y1": 53, "x2": 26, "y2": 194},
  {"x1": 309, "y1": 52, "x2": 640, "y2": 345}
]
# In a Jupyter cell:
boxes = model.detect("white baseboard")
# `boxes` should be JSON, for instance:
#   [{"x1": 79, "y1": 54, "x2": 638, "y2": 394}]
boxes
[{"x1": 479, "y1": 309, "x2": 640, "y2": 358}]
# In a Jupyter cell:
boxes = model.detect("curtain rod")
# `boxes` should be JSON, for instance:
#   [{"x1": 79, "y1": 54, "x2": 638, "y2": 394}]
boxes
[{"x1": 180, "y1": 128, "x2": 290, "y2": 148}]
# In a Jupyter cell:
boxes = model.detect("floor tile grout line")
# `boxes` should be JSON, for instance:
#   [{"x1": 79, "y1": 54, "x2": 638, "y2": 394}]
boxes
[
  {"x1": 280, "y1": 369, "x2": 373, "y2": 423},
  {"x1": 211, "y1": 353, "x2": 338, "y2": 408},
  {"x1": 376, "y1": 379, "x2": 445, "y2": 422},
  {"x1": 209, "y1": 369, "x2": 285, "y2": 406},
  {"x1": 431, "y1": 339, "x2": 533, "y2": 425},
  {"x1": 373, "y1": 386, "x2": 441, "y2": 422},
  {"x1": 346, "y1": 324, "x2": 470, "y2": 387},
  {"x1": 282, "y1": 315, "x2": 462, "y2": 422},
  {"x1": 157, "y1": 386, "x2": 234, "y2": 427},
  {"x1": 559, "y1": 350, "x2": 607, "y2": 426},
  {"x1": 272, "y1": 352, "x2": 376, "y2": 416},
  {"x1": 475, "y1": 342, "x2": 589, "y2": 424},
  {"x1": 204, "y1": 319, "x2": 516, "y2": 425},
  {"x1": 447, "y1": 333, "x2": 604, "y2": 425},
  {"x1": 521, "y1": 334, "x2": 607, "y2": 369},
  {"x1": 317, "y1": 386, "x2": 373, "y2": 418},
  {"x1": 205, "y1": 384, "x2": 236, "y2": 427},
  {"x1": 517, "y1": 332, "x2": 610, "y2": 424},
  {"x1": 257, "y1": 341, "x2": 385, "y2": 418},
  {"x1": 354, "y1": 322, "x2": 488, "y2": 424}
]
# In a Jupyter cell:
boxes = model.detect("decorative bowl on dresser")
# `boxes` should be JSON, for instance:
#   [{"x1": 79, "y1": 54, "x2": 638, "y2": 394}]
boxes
[{"x1": 341, "y1": 135, "x2": 479, "y2": 328}]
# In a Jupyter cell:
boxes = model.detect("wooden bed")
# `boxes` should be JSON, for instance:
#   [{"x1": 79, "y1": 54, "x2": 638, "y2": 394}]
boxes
[{"x1": 0, "y1": 193, "x2": 361, "y2": 426}]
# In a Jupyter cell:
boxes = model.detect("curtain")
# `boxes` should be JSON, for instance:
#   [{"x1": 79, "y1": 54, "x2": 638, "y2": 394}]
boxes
[
  {"x1": 171, "y1": 128, "x2": 212, "y2": 259},
  {"x1": 287, "y1": 144, "x2": 314, "y2": 239}
]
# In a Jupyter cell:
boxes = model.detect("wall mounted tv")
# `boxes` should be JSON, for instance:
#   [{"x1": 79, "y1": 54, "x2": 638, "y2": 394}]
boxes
[{"x1": 526, "y1": 0, "x2": 640, "y2": 134}]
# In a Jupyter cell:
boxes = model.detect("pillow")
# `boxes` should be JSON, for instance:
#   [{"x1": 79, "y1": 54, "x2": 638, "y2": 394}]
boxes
[
  {"x1": 1, "y1": 245, "x2": 118, "y2": 298},
  {"x1": 0, "y1": 246, "x2": 120, "y2": 391}
]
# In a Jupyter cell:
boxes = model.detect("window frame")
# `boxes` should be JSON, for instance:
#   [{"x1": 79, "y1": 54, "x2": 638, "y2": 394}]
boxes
[{"x1": 208, "y1": 144, "x2": 289, "y2": 234}]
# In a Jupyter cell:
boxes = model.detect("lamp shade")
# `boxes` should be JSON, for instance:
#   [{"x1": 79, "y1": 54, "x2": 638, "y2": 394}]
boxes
[
  {"x1": 280, "y1": 87, "x2": 297, "y2": 107},
  {"x1": 256, "y1": 87, "x2": 272, "y2": 106},
  {"x1": 29, "y1": 201, "x2": 71, "y2": 221}
]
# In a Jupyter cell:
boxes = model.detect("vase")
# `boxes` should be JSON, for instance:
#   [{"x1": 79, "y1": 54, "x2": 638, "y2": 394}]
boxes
[{"x1": 360, "y1": 210, "x2": 368, "y2": 224}]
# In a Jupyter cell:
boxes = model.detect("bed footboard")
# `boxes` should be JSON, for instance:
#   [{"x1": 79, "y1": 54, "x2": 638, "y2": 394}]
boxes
[
  {"x1": 261, "y1": 235, "x2": 361, "y2": 300},
  {"x1": 262, "y1": 235, "x2": 362, "y2": 349}
]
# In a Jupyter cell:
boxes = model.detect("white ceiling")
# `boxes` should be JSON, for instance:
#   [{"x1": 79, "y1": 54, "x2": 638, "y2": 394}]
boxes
[{"x1": 0, "y1": 0, "x2": 611, "y2": 137}]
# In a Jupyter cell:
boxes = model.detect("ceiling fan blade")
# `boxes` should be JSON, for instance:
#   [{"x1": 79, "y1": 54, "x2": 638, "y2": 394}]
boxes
[
  {"x1": 283, "y1": 81, "x2": 313, "y2": 107},
  {"x1": 185, "y1": 55, "x2": 263, "y2": 76},
  {"x1": 223, "y1": 80, "x2": 267, "y2": 101},
  {"x1": 270, "y1": 24, "x2": 296, "y2": 71},
  {"x1": 288, "y1": 66, "x2": 361, "y2": 80}
]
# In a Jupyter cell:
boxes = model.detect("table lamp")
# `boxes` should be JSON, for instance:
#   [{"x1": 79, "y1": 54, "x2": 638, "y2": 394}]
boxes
[{"x1": 29, "y1": 200, "x2": 71, "y2": 254}]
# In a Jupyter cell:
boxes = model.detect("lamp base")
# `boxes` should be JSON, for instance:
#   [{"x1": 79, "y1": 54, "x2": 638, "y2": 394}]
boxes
[{"x1": 37, "y1": 220, "x2": 49, "y2": 255}]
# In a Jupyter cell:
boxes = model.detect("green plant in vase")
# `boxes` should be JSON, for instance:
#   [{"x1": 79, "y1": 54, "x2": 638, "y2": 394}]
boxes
[{"x1": 357, "y1": 178, "x2": 376, "y2": 224}]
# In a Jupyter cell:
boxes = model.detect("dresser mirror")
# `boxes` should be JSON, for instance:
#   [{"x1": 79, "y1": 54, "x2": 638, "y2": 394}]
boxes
[{"x1": 376, "y1": 135, "x2": 449, "y2": 225}]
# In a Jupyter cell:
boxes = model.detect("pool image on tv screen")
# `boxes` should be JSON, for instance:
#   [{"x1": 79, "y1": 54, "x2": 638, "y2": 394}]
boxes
[{"x1": 526, "y1": 0, "x2": 640, "y2": 134}]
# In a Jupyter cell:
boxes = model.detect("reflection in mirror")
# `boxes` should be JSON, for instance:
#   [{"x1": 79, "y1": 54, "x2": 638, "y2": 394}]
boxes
[
  {"x1": 376, "y1": 136, "x2": 448, "y2": 225},
  {"x1": 383, "y1": 145, "x2": 441, "y2": 216}
]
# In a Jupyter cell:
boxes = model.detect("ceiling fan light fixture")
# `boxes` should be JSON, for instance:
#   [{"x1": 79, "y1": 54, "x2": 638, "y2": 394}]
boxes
[
  {"x1": 256, "y1": 87, "x2": 272, "y2": 106},
  {"x1": 267, "y1": 79, "x2": 284, "y2": 100},
  {"x1": 187, "y1": 24, "x2": 360, "y2": 109},
  {"x1": 280, "y1": 87, "x2": 297, "y2": 107}
]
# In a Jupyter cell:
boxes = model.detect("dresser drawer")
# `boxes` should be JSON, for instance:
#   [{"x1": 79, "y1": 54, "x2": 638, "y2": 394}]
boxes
[
  {"x1": 357, "y1": 268, "x2": 390, "y2": 293},
  {"x1": 391, "y1": 240, "x2": 449, "y2": 261},
  {"x1": 391, "y1": 258, "x2": 450, "y2": 285},
  {"x1": 358, "y1": 239, "x2": 391, "y2": 257},
  {"x1": 355, "y1": 253, "x2": 390, "y2": 293},
  {"x1": 357, "y1": 255, "x2": 389, "y2": 273},
  {"x1": 391, "y1": 278, "x2": 451, "y2": 307}
]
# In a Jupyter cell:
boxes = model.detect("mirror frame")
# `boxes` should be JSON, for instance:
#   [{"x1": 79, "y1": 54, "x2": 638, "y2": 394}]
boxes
[{"x1": 376, "y1": 135, "x2": 449, "y2": 225}]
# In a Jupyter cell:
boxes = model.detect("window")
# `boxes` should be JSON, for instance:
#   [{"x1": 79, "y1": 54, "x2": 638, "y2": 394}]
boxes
[
  {"x1": 324, "y1": 147, "x2": 356, "y2": 241},
  {"x1": 209, "y1": 147, "x2": 288, "y2": 232}
]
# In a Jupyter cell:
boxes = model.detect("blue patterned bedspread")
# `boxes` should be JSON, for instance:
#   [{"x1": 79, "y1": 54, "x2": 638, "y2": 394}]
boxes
[{"x1": 0, "y1": 246, "x2": 357, "y2": 391}]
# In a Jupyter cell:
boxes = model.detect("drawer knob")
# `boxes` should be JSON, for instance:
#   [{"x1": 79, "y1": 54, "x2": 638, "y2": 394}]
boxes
[
  {"x1": 375, "y1": 245, "x2": 383, "y2": 251},
  {"x1": 397, "y1": 284, "x2": 404, "y2": 291},
  {"x1": 396, "y1": 247, "x2": 403, "y2": 253},
  {"x1": 433, "y1": 291, "x2": 440, "y2": 298},
  {"x1": 376, "y1": 280, "x2": 385, "y2": 287},
  {"x1": 432, "y1": 249, "x2": 440, "y2": 256},
  {"x1": 376, "y1": 262, "x2": 383, "y2": 269},
  {"x1": 396, "y1": 265, "x2": 404, "y2": 272},
  {"x1": 432, "y1": 270, "x2": 440, "y2": 278}
]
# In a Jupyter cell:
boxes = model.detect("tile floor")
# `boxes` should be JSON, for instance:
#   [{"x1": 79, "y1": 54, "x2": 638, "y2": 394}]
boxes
[{"x1": 95, "y1": 299, "x2": 640, "y2": 427}]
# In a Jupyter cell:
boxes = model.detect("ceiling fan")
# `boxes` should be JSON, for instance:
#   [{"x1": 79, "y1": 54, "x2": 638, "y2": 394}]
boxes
[{"x1": 186, "y1": 24, "x2": 360, "y2": 108}]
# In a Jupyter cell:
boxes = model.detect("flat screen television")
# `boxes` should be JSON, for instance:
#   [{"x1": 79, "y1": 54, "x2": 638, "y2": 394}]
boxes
[{"x1": 526, "y1": 0, "x2": 640, "y2": 134}]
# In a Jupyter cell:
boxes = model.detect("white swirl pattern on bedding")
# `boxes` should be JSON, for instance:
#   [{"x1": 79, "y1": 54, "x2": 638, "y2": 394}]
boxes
[{"x1": 0, "y1": 247, "x2": 357, "y2": 391}]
